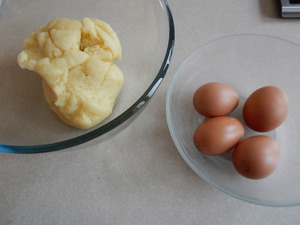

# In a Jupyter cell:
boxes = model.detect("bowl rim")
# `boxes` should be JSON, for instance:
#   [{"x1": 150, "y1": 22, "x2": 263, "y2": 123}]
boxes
[
  {"x1": 166, "y1": 33, "x2": 300, "y2": 207},
  {"x1": 1, "y1": 0, "x2": 175, "y2": 154}
]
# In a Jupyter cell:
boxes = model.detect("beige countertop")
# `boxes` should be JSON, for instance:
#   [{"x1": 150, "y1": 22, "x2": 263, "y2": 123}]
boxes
[{"x1": 1, "y1": 0, "x2": 300, "y2": 224}]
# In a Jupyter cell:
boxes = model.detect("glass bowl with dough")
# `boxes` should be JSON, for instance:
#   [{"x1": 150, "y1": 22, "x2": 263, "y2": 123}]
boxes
[{"x1": 0, "y1": 0, "x2": 174, "y2": 153}]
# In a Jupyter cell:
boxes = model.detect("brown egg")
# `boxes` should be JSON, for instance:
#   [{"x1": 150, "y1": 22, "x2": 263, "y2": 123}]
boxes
[
  {"x1": 243, "y1": 86, "x2": 288, "y2": 132},
  {"x1": 193, "y1": 116, "x2": 245, "y2": 155},
  {"x1": 193, "y1": 82, "x2": 239, "y2": 117},
  {"x1": 232, "y1": 135, "x2": 280, "y2": 179}
]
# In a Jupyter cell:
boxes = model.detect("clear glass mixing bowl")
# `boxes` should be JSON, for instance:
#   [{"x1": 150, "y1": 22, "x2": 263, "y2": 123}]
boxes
[
  {"x1": 0, "y1": 0, "x2": 174, "y2": 153},
  {"x1": 166, "y1": 34, "x2": 300, "y2": 207}
]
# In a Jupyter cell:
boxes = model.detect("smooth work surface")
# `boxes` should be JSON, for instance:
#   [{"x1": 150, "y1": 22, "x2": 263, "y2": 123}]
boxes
[{"x1": 1, "y1": 0, "x2": 300, "y2": 224}]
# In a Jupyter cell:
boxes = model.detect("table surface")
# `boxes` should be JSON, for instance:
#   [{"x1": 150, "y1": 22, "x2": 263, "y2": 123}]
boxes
[{"x1": 1, "y1": 0, "x2": 300, "y2": 224}]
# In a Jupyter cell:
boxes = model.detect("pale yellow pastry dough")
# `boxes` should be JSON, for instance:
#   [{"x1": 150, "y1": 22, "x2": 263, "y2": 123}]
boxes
[{"x1": 18, "y1": 18, "x2": 124, "y2": 129}]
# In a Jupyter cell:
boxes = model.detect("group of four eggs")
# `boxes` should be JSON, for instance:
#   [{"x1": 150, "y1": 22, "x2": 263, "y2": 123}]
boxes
[{"x1": 192, "y1": 82, "x2": 289, "y2": 179}]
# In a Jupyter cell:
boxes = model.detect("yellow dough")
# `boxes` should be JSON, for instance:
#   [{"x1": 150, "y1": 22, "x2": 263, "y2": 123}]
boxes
[{"x1": 18, "y1": 18, "x2": 124, "y2": 129}]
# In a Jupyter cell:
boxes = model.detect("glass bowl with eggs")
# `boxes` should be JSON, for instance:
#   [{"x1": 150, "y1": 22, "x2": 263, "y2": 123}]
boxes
[
  {"x1": 0, "y1": 0, "x2": 174, "y2": 153},
  {"x1": 166, "y1": 34, "x2": 300, "y2": 207}
]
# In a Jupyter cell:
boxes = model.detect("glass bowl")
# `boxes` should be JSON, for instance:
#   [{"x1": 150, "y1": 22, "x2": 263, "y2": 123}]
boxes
[
  {"x1": 166, "y1": 34, "x2": 300, "y2": 207},
  {"x1": 0, "y1": 0, "x2": 174, "y2": 153}
]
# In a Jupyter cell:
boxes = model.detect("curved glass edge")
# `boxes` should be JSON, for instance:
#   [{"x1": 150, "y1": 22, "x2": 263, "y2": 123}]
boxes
[
  {"x1": 166, "y1": 34, "x2": 300, "y2": 208},
  {"x1": 1, "y1": 0, "x2": 175, "y2": 154}
]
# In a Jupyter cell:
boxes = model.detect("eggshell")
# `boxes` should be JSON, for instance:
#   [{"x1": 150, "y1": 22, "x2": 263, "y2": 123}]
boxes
[
  {"x1": 193, "y1": 116, "x2": 245, "y2": 155},
  {"x1": 193, "y1": 82, "x2": 239, "y2": 117},
  {"x1": 232, "y1": 135, "x2": 280, "y2": 179},
  {"x1": 243, "y1": 86, "x2": 288, "y2": 132}
]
